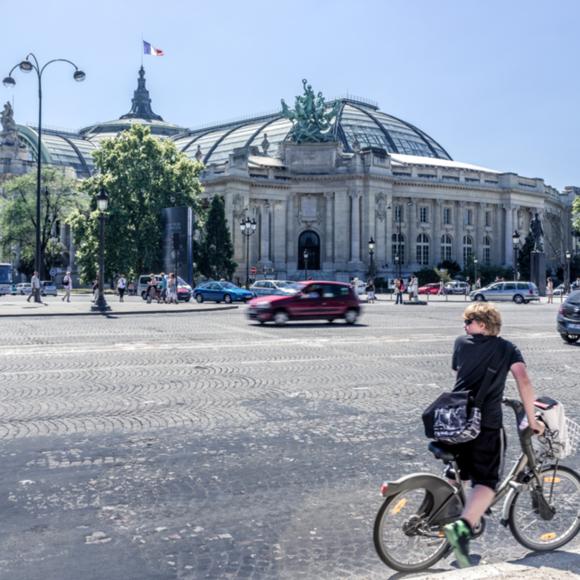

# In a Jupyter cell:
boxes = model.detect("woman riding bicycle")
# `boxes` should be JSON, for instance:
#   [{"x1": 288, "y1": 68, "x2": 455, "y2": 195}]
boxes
[{"x1": 443, "y1": 302, "x2": 544, "y2": 567}]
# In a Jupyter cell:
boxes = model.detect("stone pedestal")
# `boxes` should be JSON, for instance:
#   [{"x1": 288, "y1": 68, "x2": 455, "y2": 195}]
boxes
[{"x1": 530, "y1": 251, "x2": 546, "y2": 295}]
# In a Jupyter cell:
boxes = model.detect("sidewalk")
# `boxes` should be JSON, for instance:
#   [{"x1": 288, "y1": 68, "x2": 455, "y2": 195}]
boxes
[{"x1": 0, "y1": 295, "x2": 238, "y2": 317}]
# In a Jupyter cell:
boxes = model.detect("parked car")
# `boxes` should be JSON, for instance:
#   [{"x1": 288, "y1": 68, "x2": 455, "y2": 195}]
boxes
[
  {"x1": 247, "y1": 281, "x2": 361, "y2": 326},
  {"x1": 470, "y1": 281, "x2": 540, "y2": 304},
  {"x1": 557, "y1": 290, "x2": 580, "y2": 343},
  {"x1": 16, "y1": 282, "x2": 32, "y2": 295},
  {"x1": 418, "y1": 283, "x2": 442, "y2": 295},
  {"x1": 553, "y1": 284, "x2": 566, "y2": 296},
  {"x1": 138, "y1": 274, "x2": 192, "y2": 302},
  {"x1": 250, "y1": 280, "x2": 300, "y2": 297},
  {"x1": 444, "y1": 281, "x2": 470, "y2": 295},
  {"x1": 41, "y1": 281, "x2": 58, "y2": 296},
  {"x1": 193, "y1": 281, "x2": 254, "y2": 304}
]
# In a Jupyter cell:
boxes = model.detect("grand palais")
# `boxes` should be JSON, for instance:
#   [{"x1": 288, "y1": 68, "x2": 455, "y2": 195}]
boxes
[{"x1": 0, "y1": 68, "x2": 576, "y2": 282}]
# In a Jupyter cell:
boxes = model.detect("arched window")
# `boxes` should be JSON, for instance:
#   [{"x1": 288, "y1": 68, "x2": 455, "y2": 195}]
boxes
[
  {"x1": 441, "y1": 234, "x2": 452, "y2": 262},
  {"x1": 416, "y1": 233, "x2": 430, "y2": 265},
  {"x1": 298, "y1": 230, "x2": 320, "y2": 270},
  {"x1": 483, "y1": 235, "x2": 491, "y2": 265},
  {"x1": 463, "y1": 235, "x2": 473, "y2": 265},
  {"x1": 392, "y1": 233, "x2": 405, "y2": 264}
]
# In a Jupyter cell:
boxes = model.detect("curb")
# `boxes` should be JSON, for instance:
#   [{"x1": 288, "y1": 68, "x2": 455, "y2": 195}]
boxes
[{"x1": 0, "y1": 305, "x2": 239, "y2": 318}]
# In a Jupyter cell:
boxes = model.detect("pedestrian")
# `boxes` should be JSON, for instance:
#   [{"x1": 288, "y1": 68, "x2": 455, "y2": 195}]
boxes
[
  {"x1": 572, "y1": 277, "x2": 580, "y2": 291},
  {"x1": 366, "y1": 278, "x2": 376, "y2": 304},
  {"x1": 117, "y1": 274, "x2": 127, "y2": 302},
  {"x1": 408, "y1": 275, "x2": 418, "y2": 303},
  {"x1": 167, "y1": 272, "x2": 177, "y2": 304},
  {"x1": 159, "y1": 272, "x2": 168, "y2": 303},
  {"x1": 146, "y1": 274, "x2": 159, "y2": 304},
  {"x1": 546, "y1": 277, "x2": 554, "y2": 304},
  {"x1": 441, "y1": 302, "x2": 544, "y2": 568},
  {"x1": 61, "y1": 271, "x2": 72, "y2": 302},
  {"x1": 438, "y1": 280, "x2": 445, "y2": 296},
  {"x1": 27, "y1": 271, "x2": 43, "y2": 304},
  {"x1": 92, "y1": 278, "x2": 99, "y2": 303},
  {"x1": 395, "y1": 278, "x2": 404, "y2": 305},
  {"x1": 475, "y1": 277, "x2": 481, "y2": 290}
]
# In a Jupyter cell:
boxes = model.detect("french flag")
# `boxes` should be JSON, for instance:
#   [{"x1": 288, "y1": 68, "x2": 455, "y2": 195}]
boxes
[{"x1": 143, "y1": 41, "x2": 164, "y2": 56}]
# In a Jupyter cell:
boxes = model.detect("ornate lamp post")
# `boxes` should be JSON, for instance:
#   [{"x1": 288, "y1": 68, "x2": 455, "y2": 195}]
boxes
[
  {"x1": 240, "y1": 216, "x2": 256, "y2": 288},
  {"x1": 91, "y1": 187, "x2": 111, "y2": 313},
  {"x1": 3, "y1": 54, "x2": 85, "y2": 288},
  {"x1": 368, "y1": 237, "x2": 375, "y2": 280},
  {"x1": 303, "y1": 248, "x2": 310, "y2": 280},
  {"x1": 565, "y1": 250, "x2": 572, "y2": 294},
  {"x1": 512, "y1": 230, "x2": 520, "y2": 280}
]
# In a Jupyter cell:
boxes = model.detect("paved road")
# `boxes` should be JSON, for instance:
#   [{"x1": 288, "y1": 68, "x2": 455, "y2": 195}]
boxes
[{"x1": 0, "y1": 301, "x2": 578, "y2": 579}]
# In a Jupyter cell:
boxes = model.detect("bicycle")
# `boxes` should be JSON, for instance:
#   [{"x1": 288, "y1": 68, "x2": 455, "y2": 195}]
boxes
[{"x1": 373, "y1": 398, "x2": 580, "y2": 572}]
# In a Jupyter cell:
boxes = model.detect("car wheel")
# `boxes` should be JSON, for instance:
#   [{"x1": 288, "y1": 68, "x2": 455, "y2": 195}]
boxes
[
  {"x1": 513, "y1": 294, "x2": 524, "y2": 304},
  {"x1": 474, "y1": 294, "x2": 485, "y2": 302},
  {"x1": 141, "y1": 291, "x2": 147, "y2": 300},
  {"x1": 224, "y1": 294, "x2": 232, "y2": 304},
  {"x1": 195, "y1": 294, "x2": 204, "y2": 303},
  {"x1": 327, "y1": 319, "x2": 334, "y2": 324},
  {"x1": 345, "y1": 309, "x2": 358, "y2": 325},
  {"x1": 273, "y1": 310, "x2": 289, "y2": 326},
  {"x1": 561, "y1": 333, "x2": 580, "y2": 344}
]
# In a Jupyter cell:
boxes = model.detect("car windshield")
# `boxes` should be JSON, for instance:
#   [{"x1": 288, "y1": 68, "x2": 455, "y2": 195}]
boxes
[
  {"x1": 567, "y1": 290, "x2": 580, "y2": 305},
  {"x1": 278, "y1": 282, "x2": 301, "y2": 291}
]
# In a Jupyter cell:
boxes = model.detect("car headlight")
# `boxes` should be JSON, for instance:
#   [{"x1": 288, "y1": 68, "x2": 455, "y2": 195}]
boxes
[{"x1": 256, "y1": 302, "x2": 272, "y2": 309}]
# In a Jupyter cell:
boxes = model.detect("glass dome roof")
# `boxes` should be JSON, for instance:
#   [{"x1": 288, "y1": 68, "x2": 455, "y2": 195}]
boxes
[{"x1": 172, "y1": 98, "x2": 451, "y2": 165}]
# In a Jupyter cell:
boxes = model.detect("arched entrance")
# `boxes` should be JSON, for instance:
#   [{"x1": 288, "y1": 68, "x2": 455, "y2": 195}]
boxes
[{"x1": 298, "y1": 230, "x2": 320, "y2": 270}]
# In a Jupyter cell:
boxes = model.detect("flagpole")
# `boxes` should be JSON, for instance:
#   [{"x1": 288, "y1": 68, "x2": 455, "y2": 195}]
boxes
[{"x1": 140, "y1": 34, "x2": 143, "y2": 67}]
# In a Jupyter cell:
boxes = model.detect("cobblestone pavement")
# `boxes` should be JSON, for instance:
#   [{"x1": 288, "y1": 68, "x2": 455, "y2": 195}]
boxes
[{"x1": 0, "y1": 302, "x2": 578, "y2": 579}]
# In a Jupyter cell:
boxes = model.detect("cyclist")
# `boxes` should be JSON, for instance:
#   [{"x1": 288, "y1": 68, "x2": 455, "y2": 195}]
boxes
[{"x1": 443, "y1": 302, "x2": 544, "y2": 568}]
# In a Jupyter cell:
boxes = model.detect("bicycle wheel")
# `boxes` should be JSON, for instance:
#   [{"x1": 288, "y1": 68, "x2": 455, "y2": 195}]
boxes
[
  {"x1": 373, "y1": 482, "x2": 456, "y2": 572},
  {"x1": 509, "y1": 464, "x2": 580, "y2": 551}
]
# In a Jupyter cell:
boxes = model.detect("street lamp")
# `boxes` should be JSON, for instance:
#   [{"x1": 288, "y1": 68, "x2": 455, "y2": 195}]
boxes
[
  {"x1": 303, "y1": 248, "x2": 310, "y2": 280},
  {"x1": 91, "y1": 187, "x2": 111, "y2": 313},
  {"x1": 565, "y1": 250, "x2": 572, "y2": 294},
  {"x1": 368, "y1": 237, "x2": 375, "y2": 280},
  {"x1": 394, "y1": 254, "x2": 400, "y2": 279},
  {"x1": 473, "y1": 258, "x2": 478, "y2": 287},
  {"x1": 3, "y1": 54, "x2": 85, "y2": 288},
  {"x1": 239, "y1": 216, "x2": 256, "y2": 288},
  {"x1": 512, "y1": 230, "x2": 520, "y2": 280}
]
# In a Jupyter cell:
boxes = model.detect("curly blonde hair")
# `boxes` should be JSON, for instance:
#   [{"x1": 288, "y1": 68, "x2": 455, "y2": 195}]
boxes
[{"x1": 463, "y1": 302, "x2": 502, "y2": 336}]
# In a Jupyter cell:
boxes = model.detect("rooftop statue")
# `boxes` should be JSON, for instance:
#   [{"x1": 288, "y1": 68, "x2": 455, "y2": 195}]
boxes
[
  {"x1": 1, "y1": 101, "x2": 18, "y2": 146},
  {"x1": 281, "y1": 79, "x2": 340, "y2": 143},
  {"x1": 529, "y1": 212, "x2": 544, "y2": 253}
]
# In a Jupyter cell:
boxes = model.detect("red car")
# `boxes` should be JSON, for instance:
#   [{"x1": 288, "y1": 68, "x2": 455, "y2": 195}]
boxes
[
  {"x1": 418, "y1": 282, "x2": 442, "y2": 295},
  {"x1": 247, "y1": 281, "x2": 361, "y2": 325}
]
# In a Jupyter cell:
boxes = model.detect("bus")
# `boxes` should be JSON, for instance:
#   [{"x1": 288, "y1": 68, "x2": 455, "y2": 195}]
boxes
[{"x1": 0, "y1": 263, "x2": 13, "y2": 296}]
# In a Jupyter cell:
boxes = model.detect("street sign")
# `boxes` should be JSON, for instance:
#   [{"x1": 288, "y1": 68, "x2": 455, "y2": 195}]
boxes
[
  {"x1": 250, "y1": 266, "x2": 257, "y2": 274},
  {"x1": 49, "y1": 267, "x2": 57, "y2": 277}
]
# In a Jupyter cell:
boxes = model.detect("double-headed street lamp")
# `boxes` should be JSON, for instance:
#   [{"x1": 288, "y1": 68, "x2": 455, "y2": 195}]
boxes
[
  {"x1": 512, "y1": 230, "x2": 520, "y2": 280},
  {"x1": 303, "y1": 248, "x2": 310, "y2": 280},
  {"x1": 565, "y1": 250, "x2": 572, "y2": 294},
  {"x1": 368, "y1": 237, "x2": 375, "y2": 280},
  {"x1": 3, "y1": 54, "x2": 85, "y2": 287},
  {"x1": 240, "y1": 216, "x2": 256, "y2": 288},
  {"x1": 91, "y1": 187, "x2": 111, "y2": 313}
]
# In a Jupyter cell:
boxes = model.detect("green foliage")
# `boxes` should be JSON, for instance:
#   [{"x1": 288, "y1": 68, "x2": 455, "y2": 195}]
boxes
[
  {"x1": 414, "y1": 267, "x2": 440, "y2": 285},
  {"x1": 437, "y1": 259, "x2": 461, "y2": 279},
  {"x1": 198, "y1": 195, "x2": 237, "y2": 279},
  {"x1": 516, "y1": 233, "x2": 535, "y2": 280},
  {"x1": 476, "y1": 265, "x2": 513, "y2": 286},
  {"x1": 572, "y1": 196, "x2": 580, "y2": 233},
  {"x1": 0, "y1": 167, "x2": 85, "y2": 278},
  {"x1": 69, "y1": 125, "x2": 203, "y2": 283}
]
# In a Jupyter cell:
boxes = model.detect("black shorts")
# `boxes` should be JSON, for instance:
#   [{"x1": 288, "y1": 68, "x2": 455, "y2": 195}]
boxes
[{"x1": 448, "y1": 427, "x2": 504, "y2": 490}]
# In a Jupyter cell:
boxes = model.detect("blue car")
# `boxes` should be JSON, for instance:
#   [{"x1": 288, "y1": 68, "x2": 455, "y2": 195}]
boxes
[{"x1": 193, "y1": 281, "x2": 254, "y2": 304}]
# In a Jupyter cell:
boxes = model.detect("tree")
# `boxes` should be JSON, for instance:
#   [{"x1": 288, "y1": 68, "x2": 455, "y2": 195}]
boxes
[
  {"x1": 572, "y1": 195, "x2": 580, "y2": 234},
  {"x1": 69, "y1": 125, "x2": 203, "y2": 283},
  {"x1": 198, "y1": 195, "x2": 237, "y2": 280},
  {"x1": 437, "y1": 259, "x2": 461, "y2": 279},
  {"x1": 0, "y1": 167, "x2": 84, "y2": 278},
  {"x1": 517, "y1": 233, "x2": 534, "y2": 280}
]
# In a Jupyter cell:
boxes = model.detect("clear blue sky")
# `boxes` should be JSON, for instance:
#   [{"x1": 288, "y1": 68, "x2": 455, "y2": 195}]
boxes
[{"x1": 2, "y1": 0, "x2": 579, "y2": 190}]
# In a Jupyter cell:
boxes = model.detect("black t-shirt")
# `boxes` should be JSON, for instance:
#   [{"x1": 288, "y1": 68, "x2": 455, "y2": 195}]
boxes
[{"x1": 452, "y1": 334, "x2": 525, "y2": 428}]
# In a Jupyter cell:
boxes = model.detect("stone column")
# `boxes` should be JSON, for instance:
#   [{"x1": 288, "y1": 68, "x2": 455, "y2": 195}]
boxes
[
  {"x1": 408, "y1": 200, "x2": 417, "y2": 269},
  {"x1": 272, "y1": 201, "x2": 286, "y2": 274},
  {"x1": 349, "y1": 191, "x2": 362, "y2": 264},
  {"x1": 454, "y1": 202, "x2": 464, "y2": 264},
  {"x1": 260, "y1": 202, "x2": 271, "y2": 265},
  {"x1": 334, "y1": 190, "x2": 349, "y2": 269},
  {"x1": 474, "y1": 202, "x2": 482, "y2": 262},
  {"x1": 287, "y1": 194, "x2": 297, "y2": 270},
  {"x1": 504, "y1": 204, "x2": 513, "y2": 268},
  {"x1": 323, "y1": 192, "x2": 334, "y2": 270},
  {"x1": 432, "y1": 199, "x2": 441, "y2": 265},
  {"x1": 385, "y1": 193, "x2": 393, "y2": 270}
]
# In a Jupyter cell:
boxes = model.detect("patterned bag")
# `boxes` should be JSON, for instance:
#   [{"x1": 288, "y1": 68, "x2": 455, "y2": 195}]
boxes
[{"x1": 422, "y1": 342, "x2": 506, "y2": 444}]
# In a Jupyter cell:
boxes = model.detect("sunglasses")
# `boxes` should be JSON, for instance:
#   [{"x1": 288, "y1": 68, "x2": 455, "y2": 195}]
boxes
[{"x1": 464, "y1": 318, "x2": 478, "y2": 326}]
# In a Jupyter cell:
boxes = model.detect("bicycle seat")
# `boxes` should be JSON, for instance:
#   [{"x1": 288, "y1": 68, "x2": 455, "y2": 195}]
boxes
[{"x1": 428, "y1": 442, "x2": 457, "y2": 462}]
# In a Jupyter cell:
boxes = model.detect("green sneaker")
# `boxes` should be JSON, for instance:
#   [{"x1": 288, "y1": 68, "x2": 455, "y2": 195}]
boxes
[{"x1": 444, "y1": 519, "x2": 472, "y2": 568}]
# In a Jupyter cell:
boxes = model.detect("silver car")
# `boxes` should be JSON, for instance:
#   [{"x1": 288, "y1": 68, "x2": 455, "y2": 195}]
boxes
[
  {"x1": 470, "y1": 281, "x2": 539, "y2": 304},
  {"x1": 250, "y1": 280, "x2": 300, "y2": 297}
]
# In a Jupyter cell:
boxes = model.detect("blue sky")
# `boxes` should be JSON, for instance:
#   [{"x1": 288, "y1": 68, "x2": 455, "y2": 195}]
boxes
[{"x1": 2, "y1": 0, "x2": 579, "y2": 190}]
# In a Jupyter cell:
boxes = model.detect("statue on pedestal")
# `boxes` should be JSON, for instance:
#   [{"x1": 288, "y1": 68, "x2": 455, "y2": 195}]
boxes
[
  {"x1": 1, "y1": 101, "x2": 19, "y2": 147},
  {"x1": 529, "y1": 212, "x2": 544, "y2": 253}
]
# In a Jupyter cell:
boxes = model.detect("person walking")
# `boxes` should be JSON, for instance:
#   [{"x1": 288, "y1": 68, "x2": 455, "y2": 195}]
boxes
[
  {"x1": 395, "y1": 278, "x2": 404, "y2": 305},
  {"x1": 442, "y1": 302, "x2": 544, "y2": 568},
  {"x1": 117, "y1": 274, "x2": 127, "y2": 302},
  {"x1": 27, "y1": 271, "x2": 43, "y2": 304},
  {"x1": 546, "y1": 277, "x2": 554, "y2": 304},
  {"x1": 146, "y1": 274, "x2": 159, "y2": 304},
  {"x1": 408, "y1": 275, "x2": 418, "y2": 303},
  {"x1": 61, "y1": 271, "x2": 72, "y2": 302},
  {"x1": 366, "y1": 278, "x2": 376, "y2": 304},
  {"x1": 167, "y1": 273, "x2": 177, "y2": 304},
  {"x1": 159, "y1": 272, "x2": 168, "y2": 303},
  {"x1": 438, "y1": 280, "x2": 445, "y2": 296},
  {"x1": 91, "y1": 278, "x2": 99, "y2": 303}
]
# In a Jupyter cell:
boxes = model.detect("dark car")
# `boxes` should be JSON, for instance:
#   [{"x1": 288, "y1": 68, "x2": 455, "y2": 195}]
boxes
[
  {"x1": 557, "y1": 290, "x2": 580, "y2": 344},
  {"x1": 247, "y1": 281, "x2": 361, "y2": 326}
]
